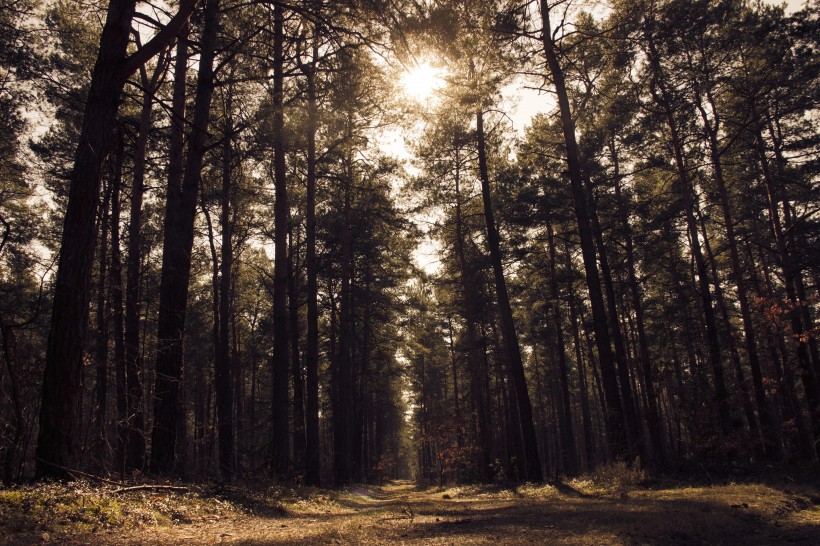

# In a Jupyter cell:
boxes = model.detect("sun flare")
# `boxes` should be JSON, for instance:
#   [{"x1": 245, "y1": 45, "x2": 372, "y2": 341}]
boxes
[{"x1": 400, "y1": 61, "x2": 446, "y2": 101}]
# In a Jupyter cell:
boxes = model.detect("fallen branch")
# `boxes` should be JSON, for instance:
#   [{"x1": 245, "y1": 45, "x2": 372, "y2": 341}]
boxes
[
  {"x1": 114, "y1": 485, "x2": 190, "y2": 495},
  {"x1": 35, "y1": 457, "x2": 128, "y2": 487}
]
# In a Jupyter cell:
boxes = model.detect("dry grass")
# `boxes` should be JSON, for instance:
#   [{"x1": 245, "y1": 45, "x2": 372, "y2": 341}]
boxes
[{"x1": 1, "y1": 475, "x2": 818, "y2": 545}]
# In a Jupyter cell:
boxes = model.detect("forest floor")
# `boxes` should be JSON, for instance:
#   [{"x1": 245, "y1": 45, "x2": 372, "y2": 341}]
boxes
[{"x1": 2, "y1": 473, "x2": 820, "y2": 545}]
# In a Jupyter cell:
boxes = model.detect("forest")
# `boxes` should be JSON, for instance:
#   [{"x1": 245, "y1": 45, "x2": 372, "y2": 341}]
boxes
[{"x1": 1, "y1": 0, "x2": 820, "y2": 522}]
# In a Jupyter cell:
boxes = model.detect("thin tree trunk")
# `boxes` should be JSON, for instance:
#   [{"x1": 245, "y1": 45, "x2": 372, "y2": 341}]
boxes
[
  {"x1": 610, "y1": 141, "x2": 664, "y2": 465},
  {"x1": 586, "y1": 179, "x2": 642, "y2": 459},
  {"x1": 123, "y1": 58, "x2": 165, "y2": 473},
  {"x1": 453, "y1": 148, "x2": 492, "y2": 482},
  {"x1": 303, "y1": 28, "x2": 321, "y2": 487},
  {"x1": 697, "y1": 209, "x2": 759, "y2": 445},
  {"x1": 540, "y1": 0, "x2": 627, "y2": 459},
  {"x1": 269, "y1": 2, "x2": 290, "y2": 477},
  {"x1": 695, "y1": 90, "x2": 774, "y2": 457},
  {"x1": 93, "y1": 180, "x2": 112, "y2": 468},
  {"x1": 476, "y1": 108, "x2": 542, "y2": 482},
  {"x1": 754, "y1": 117, "x2": 820, "y2": 447},
  {"x1": 546, "y1": 221, "x2": 577, "y2": 475},
  {"x1": 643, "y1": 25, "x2": 731, "y2": 436},
  {"x1": 216, "y1": 97, "x2": 235, "y2": 479},
  {"x1": 109, "y1": 136, "x2": 127, "y2": 478},
  {"x1": 289, "y1": 221, "x2": 307, "y2": 474}
]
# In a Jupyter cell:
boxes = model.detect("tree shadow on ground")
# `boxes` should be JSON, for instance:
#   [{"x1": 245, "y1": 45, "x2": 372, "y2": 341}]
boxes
[{"x1": 234, "y1": 491, "x2": 820, "y2": 545}]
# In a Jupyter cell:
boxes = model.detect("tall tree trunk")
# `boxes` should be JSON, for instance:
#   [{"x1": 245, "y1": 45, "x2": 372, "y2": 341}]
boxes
[
  {"x1": 215, "y1": 98, "x2": 235, "y2": 479},
  {"x1": 610, "y1": 140, "x2": 664, "y2": 465},
  {"x1": 93, "y1": 180, "x2": 112, "y2": 468},
  {"x1": 697, "y1": 210, "x2": 760, "y2": 446},
  {"x1": 453, "y1": 148, "x2": 492, "y2": 482},
  {"x1": 35, "y1": 0, "x2": 141, "y2": 479},
  {"x1": 695, "y1": 90, "x2": 774, "y2": 457},
  {"x1": 151, "y1": 1, "x2": 219, "y2": 474},
  {"x1": 475, "y1": 109, "x2": 542, "y2": 482},
  {"x1": 270, "y1": 2, "x2": 290, "y2": 476},
  {"x1": 35, "y1": 0, "x2": 195, "y2": 480},
  {"x1": 586, "y1": 179, "x2": 642, "y2": 458},
  {"x1": 643, "y1": 25, "x2": 731, "y2": 437},
  {"x1": 109, "y1": 136, "x2": 127, "y2": 478},
  {"x1": 289, "y1": 221, "x2": 307, "y2": 474},
  {"x1": 303, "y1": 28, "x2": 321, "y2": 487},
  {"x1": 753, "y1": 116, "x2": 820, "y2": 447},
  {"x1": 546, "y1": 221, "x2": 577, "y2": 475},
  {"x1": 122, "y1": 59, "x2": 165, "y2": 473},
  {"x1": 540, "y1": 0, "x2": 627, "y2": 460}
]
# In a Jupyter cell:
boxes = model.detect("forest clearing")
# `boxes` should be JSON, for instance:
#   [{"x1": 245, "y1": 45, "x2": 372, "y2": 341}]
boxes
[{"x1": 2, "y1": 476, "x2": 820, "y2": 545}]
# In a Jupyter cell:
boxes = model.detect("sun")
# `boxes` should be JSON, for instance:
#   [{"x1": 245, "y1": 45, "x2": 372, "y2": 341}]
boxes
[{"x1": 400, "y1": 61, "x2": 446, "y2": 101}]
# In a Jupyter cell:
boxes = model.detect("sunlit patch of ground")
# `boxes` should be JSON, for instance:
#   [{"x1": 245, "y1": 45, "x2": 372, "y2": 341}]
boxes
[{"x1": 2, "y1": 477, "x2": 819, "y2": 545}]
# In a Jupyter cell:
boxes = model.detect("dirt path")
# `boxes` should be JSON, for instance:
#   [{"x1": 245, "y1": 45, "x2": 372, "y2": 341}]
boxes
[{"x1": 50, "y1": 479, "x2": 817, "y2": 546}]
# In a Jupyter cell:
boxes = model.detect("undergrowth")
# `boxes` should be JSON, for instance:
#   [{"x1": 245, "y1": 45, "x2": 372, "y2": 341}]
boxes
[{"x1": 0, "y1": 480, "x2": 240, "y2": 540}]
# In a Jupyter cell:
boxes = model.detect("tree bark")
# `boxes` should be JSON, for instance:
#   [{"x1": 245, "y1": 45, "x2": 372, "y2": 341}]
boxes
[
  {"x1": 546, "y1": 221, "x2": 577, "y2": 475},
  {"x1": 475, "y1": 109, "x2": 542, "y2": 482},
  {"x1": 35, "y1": 0, "x2": 195, "y2": 480},
  {"x1": 540, "y1": 0, "x2": 627, "y2": 459},
  {"x1": 303, "y1": 28, "x2": 321, "y2": 486},
  {"x1": 452, "y1": 146, "x2": 492, "y2": 482},
  {"x1": 215, "y1": 97, "x2": 235, "y2": 479},
  {"x1": 151, "y1": 1, "x2": 219, "y2": 474},
  {"x1": 642, "y1": 24, "x2": 732, "y2": 436},
  {"x1": 270, "y1": 2, "x2": 290, "y2": 476}
]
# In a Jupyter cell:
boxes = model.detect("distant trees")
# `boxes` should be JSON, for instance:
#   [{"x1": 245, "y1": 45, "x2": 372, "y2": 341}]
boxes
[{"x1": 404, "y1": 0, "x2": 818, "y2": 480}]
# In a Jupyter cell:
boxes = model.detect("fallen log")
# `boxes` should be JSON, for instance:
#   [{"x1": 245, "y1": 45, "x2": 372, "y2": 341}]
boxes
[{"x1": 114, "y1": 485, "x2": 190, "y2": 495}]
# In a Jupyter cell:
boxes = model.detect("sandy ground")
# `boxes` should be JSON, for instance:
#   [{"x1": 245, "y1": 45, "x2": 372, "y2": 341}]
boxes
[{"x1": 23, "y1": 480, "x2": 817, "y2": 546}]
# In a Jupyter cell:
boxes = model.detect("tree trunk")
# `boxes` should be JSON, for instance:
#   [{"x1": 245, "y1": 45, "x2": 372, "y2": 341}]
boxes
[
  {"x1": 215, "y1": 99, "x2": 235, "y2": 479},
  {"x1": 122, "y1": 59, "x2": 165, "y2": 473},
  {"x1": 611, "y1": 140, "x2": 665, "y2": 465},
  {"x1": 333, "y1": 111, "x2": 358, "y2": 485},
  {"x1": 546, "y1": 221, "x2": 577, "y2": 475},
  {"x1": 540, "y1": 0, "x2": 627, "y2": 460},
  {"x1": 475, "y1": 109, "x2": 542, "y2": 482},
  {"x1": 695, "y1": 90, "x2": 774, "y2": 457},
  {"x1": 303, "y1": 28, "x2": 321, "y2": 487},
  {"x1": 109, "y1": 136, "x2": 127, "y2": 478},
  {"x1": 151, "y1": 1, "x2": 219, "y2": 474},
  {"x1": 35, "y1": 0, "x2": 141, "y2": 479},
  {"x1": 34, "y1": 0, "x2": 195, "y2": 480},
  {"x1": 289, "y1": 221, "x2": 307, "y2": 474},
  {"x1": 93, "y1": 180, "x2": 112, "y2": 468},
  {"x1": 453, "y1": 148, "x2": 492, "y2": 482},
  {"x1": 643, "y1": 25, "x2": 731, "y2": 437},
  {"x1": 586, "y1": 178, "x2": 642, "y2": 459},
  {"x1": 270, "y1": 2, "x2": 290, "y2": 477}
]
